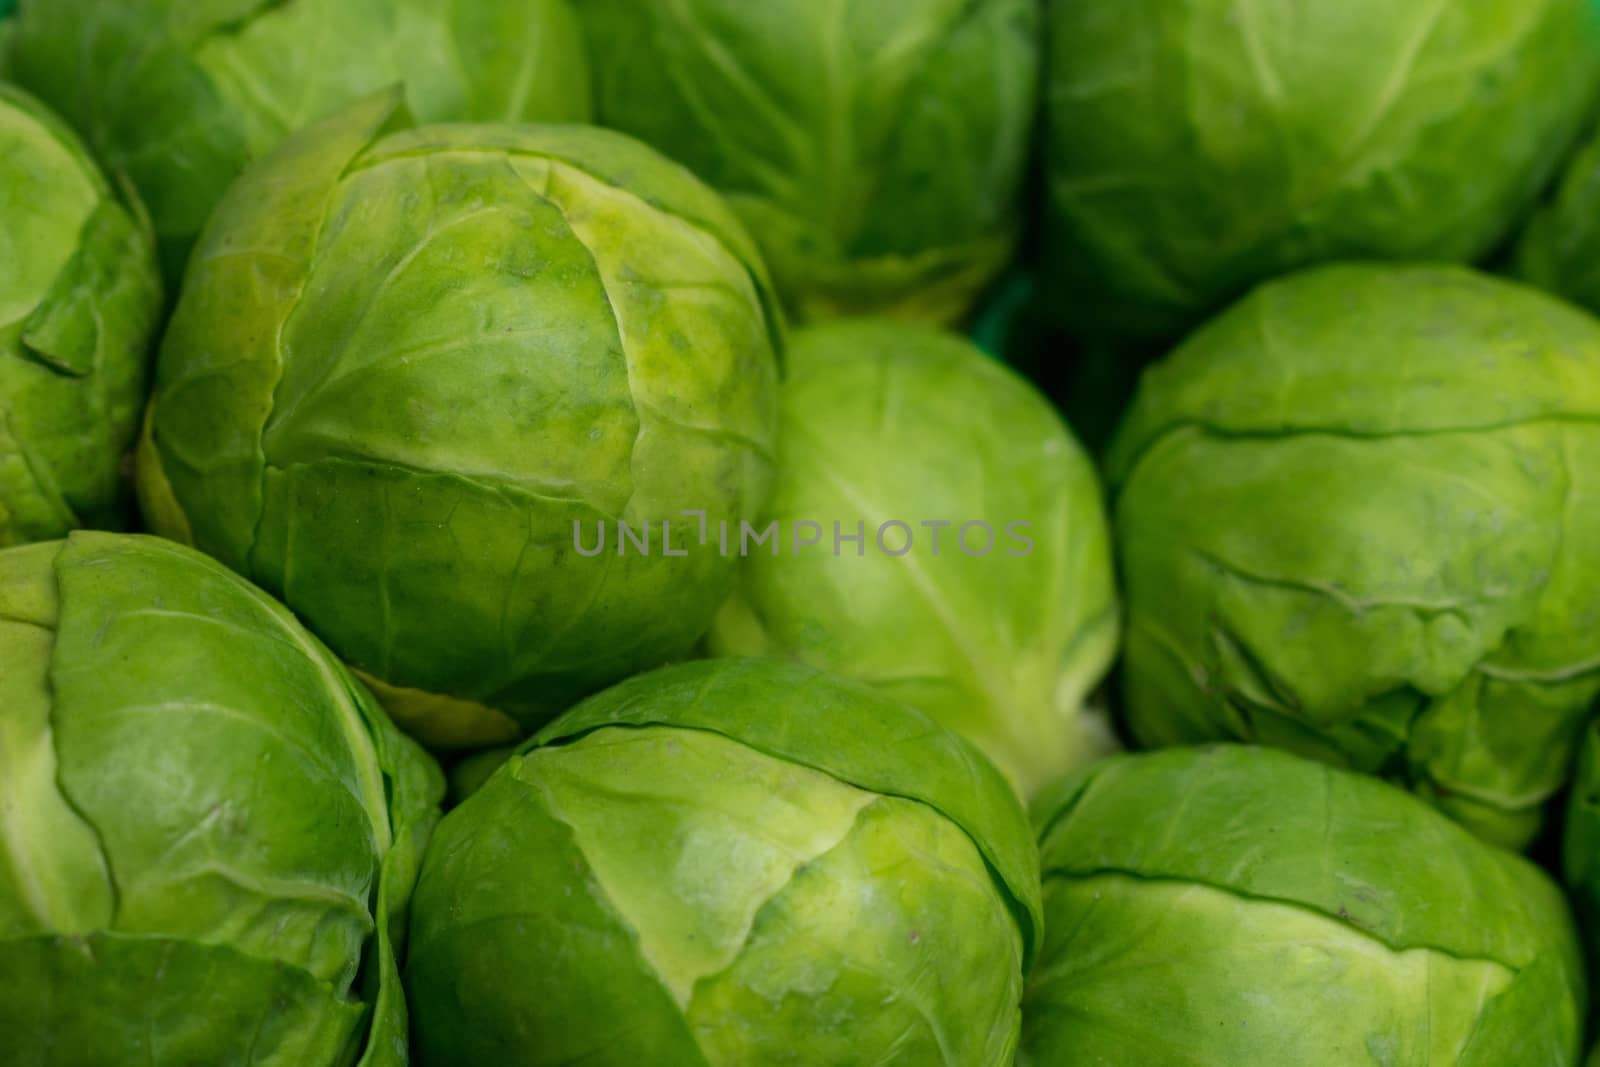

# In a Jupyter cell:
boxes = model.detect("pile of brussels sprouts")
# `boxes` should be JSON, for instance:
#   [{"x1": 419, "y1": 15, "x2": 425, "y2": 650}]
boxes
[{"x1": 10, "y1": 1, "x2": 1600, "y2": 1064}]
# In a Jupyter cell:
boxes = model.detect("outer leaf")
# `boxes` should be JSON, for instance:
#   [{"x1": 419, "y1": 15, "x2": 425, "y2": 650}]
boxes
[
  {"x1": 140, "y1": 88, "x2": 405, "y2": 571},
  {"x1": 356, "y1": 772, "x2": 442, "y2": 1067},
  {"x1": 1105, "y1": 265, "x2": 1600, "y2": 476},
  {"x1": 51, "y1": 533, "x2": 392, "y2": 986},
  {"x1": 407, "y1": 767, "x2": 708, "y2": 1067},
  {"x1": 0, "y1": 934, "x2": 366, "y2": 1067},
  {"x1": 529, "y1": 657, "x2": 1043, "y2": 964},
  {"x1": 685, "y1": 792, "x2": 1023, "y2": 1065},
  {"x1": 0, "y1": 541, "x2": 112, "y2": 939},
  {"x1": 1026, "y1": 746, "x2": 1585, "y2": 1066}
]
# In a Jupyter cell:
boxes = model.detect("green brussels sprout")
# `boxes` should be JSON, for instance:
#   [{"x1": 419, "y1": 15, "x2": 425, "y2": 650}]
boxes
[
  {"x1": 11, "y1": 0, "x2": 592, "y2": 279},
  {"x1": 573, "y1": 0, "x2": 1039, "y2": 325},
  {"x1": 0, "y1": 85, "x2": 161, "y2": 547},
  {"x1": 406, "y1": 657, "x2": 1042, "y2": 1066},
  {"x1": 444, "y1": 745, "x2": 516, "y2": 806},
  {"x1": 1517, "y1": 127, "x2": 1600, "y2": 316},
  {"x1": 707, "y1": 321, "x2": 1118, "y2": 799},
  {"x1": 138, "y1": 92, "x2": 782, "y2": 750},
  {"x1": 1564, "y1": 717, "x2": 1600, "y2": 1005},
  {"x1": 1106, "y1": 263, "x2": 1600, "y2": 848},
  {"x1": 1044, "y1": 0, "x2": 1600, "y2": 341},
  {"x1": 1024, "y1": 745, "x2": 1586, "y2": 1066},
  {"x1": 0, "y1": 531, "x2": 443, "y2": 1065}
]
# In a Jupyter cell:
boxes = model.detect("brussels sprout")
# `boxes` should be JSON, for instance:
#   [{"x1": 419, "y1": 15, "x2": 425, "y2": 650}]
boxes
[
  {"x1": 707, "y1": 321, "x2": 1118, "y2": 799},
  {"x1": 573, "y1": 0, "x2": 1038, "y2": 325},
  {"x1": 1044, "y1": 0, "x2": 1600, "y2": 341},
  {"x1": 0, "y1": 531, "x2": 443, "y2": 1065},
  {"x1": 11, "y1": 0, "x2": 592, "y2": 279},
  {"x1": 1106, "y1": 263, "x2": 1600, "y2": 848},
  {"x1": 1564, "y1": 718, "x2": 1600, "y2": 1007},
  {"x1": 0, "y1": 85, "x2": 161, "y2": 547},
  {"x1": 406, "y1": 658, "x2": 1042, "y2": 1066},
  {"x1": 139, "y1": 92, "x2": 782, "y2": 750},
  {"x1": 1517, "y1": 128, "x2": 1600, "y2": 316},
  {"x1": 1024, "y1": 746, "x2": 1586, "y2": 1066},
  {"x1": 444, "y1": 745, "x2": 515, "y2": 806}
]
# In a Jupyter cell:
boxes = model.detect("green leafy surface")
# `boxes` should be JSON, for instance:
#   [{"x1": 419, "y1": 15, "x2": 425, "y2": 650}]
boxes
[
  {"x1": 139, "y1": 95, "x2": 782, "y2": 745},
  {"x1": 11, "y1": 0, "x2": 592, "y2": 279},
  {"x1": 0, "y1": 85, "x2": 161, "y2": 546},
  {"x1": 0, "y1": 532, "x2": 444, "y2": 1065},
  {"x1": 1518, "y1": 125, "x2": 1600, "y2": 316},
  {"x1": 1562, "y1": 716, "x2": 1600, "y2": 1035},
  {"x1": 575, "y1": 0, "x2": 1038, "y2": 324},
  {"x1": 1024, "y1": 745, "x2": 1586, "y2": 1066},
  {"x1": 1107, "y1": 264, "x2": 1600, "y2": 847},
  {"x1": 531, "y1": 658, "x2": 1042, "y2": 954},
  {"x1": 408, "y1": 658, "x2": 1036, "y2": 1065},
  {"x1": 708, "y1": 321, "x2": 1118, "y2": 798},
  {"x1": 1043, "y1": 0, "x2": 1600, "y2": 340}
]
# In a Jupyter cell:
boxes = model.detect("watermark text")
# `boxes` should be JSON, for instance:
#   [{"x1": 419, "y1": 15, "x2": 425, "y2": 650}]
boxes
[{"x1": 573, "y1": 511, "x2": 1034, "y2": 559}]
